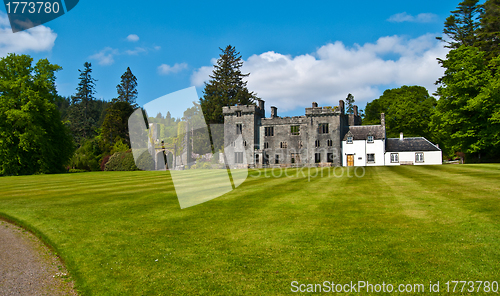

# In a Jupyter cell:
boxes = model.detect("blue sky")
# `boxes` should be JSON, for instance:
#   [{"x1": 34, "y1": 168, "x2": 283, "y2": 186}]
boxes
[{"x1": 1, "y1": 1, "x2": 461, "y2": 116}]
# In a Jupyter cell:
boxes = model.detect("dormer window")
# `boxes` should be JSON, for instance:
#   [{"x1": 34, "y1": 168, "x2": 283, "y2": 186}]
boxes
[
  {"x1": 367, "y1": 135, "x2": 374, "y2": 143},
  {"x1": 347, "y1": 136, "x2": 353, "y2": 144}
]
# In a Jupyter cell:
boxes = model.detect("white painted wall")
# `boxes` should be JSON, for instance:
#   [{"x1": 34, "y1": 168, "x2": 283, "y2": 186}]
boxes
[
  {"x1": 342, "y1": 139, "x2": 385, "y2": 166},
  {"x1": 384, "y1": 151, "x2": 442, "y2": 165}
]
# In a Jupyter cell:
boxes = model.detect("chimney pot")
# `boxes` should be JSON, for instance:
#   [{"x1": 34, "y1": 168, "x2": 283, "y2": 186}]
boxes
[
  {"x1": 400, "y1": 132, "x2": 404, "y2": 140},
  {"x1": 312, "y1": 102, "x2": 318, "y2": 108},
  {"x1": 271, "y1": 106, "x2": 277, "y2": 118}
]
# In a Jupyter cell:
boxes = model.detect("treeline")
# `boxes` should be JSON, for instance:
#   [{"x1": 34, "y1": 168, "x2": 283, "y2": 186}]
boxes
[
  {"x1": 363, "y1": 0, "x2": 500, "y2": 162},
  {"x1": 0, "y1": 54, "x2": 142, "y2": 175}
]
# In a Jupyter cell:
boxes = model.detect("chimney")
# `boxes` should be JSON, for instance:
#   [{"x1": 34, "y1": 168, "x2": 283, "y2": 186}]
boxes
[
  {"x1": 381, "y1": 113, "x2": 385, "y2": 126},
  {"x1": 339, "y1": 100, "x2": 345, "y2": 114},
  {"x1": 312, "y1": 102, "x2": 318, "y2": 108},
  {"x1": 400, "y1": 132, "x2": 404, "y2": 140},
  {"x1": 258, "y1": 99, "x2": 264, "y2": 111},
  {"x1": 353, "y1": 105, "x2": 358, "y2": 117},
  {"x1": 258, "y1": 99, "x2": 265, "y2": 117},
  {"x1": 271, "y1": 106, "x2": 277, "y2": 118}
]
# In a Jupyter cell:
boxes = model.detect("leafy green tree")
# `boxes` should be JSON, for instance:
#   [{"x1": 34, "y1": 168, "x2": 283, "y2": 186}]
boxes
[
  {"x1": 116, "y1": 67, "x2": 138, "y2": 107},
  {"x1": 363, "y1": 86, "x2": 437, "y2": 139},
  {"x1": 0, "y1": 54, "x2": 74, "y2": 175},
  {"x1": 68, "y1": 62, "x2": 100, "y2": 145},
  {"x1": 437, "y1": 0, "x2": 482, "y2": 48},
  {"x1": 199, "y1": 45, "x2": 258, "y2": 125},
  {"x1": 432, "y1": 45, "x2": 500, "y2": 159}
]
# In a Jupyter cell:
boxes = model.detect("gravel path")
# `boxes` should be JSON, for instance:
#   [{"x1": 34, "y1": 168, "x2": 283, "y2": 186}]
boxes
[{"x1": 0, "y1": 220, "x2": 77, "y2": 295}]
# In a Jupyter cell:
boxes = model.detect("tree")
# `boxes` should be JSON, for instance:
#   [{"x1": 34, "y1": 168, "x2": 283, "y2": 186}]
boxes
[
  {"x1": 477, "y1": 0, "x2": 500, "y2": 61},
  {"x1": 68, "y1": 62, "x2": 100, "y2": 145},
  {"x1": 345, "y1": 93, "x2": 355, "y2": 114},
  {"x1": 432, "y1": 45, "x2": 500, "y2": 159},
  {"x1": 100, "y1": 101, "x2": 135, "y2": 150},
  {"x1": 437, "y1": 0, "x2": 482, "y2": 49},
  {"x1": 116, "y1": 67, "x2": 138, "y2": 107},
  {"x1": 363, "y1": 86, "x2": 437, "y2": 139},
  {"x1": 0, "y1": 54, "x2": 74, "y2": 175},
  {"x1": 199, "y1": 45, "x2": 258, "y2": 125}
]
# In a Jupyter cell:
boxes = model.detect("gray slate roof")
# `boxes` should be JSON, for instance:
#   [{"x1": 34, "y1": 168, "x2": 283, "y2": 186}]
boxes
[
  {"x1": 343, "y1": 125, "x2": 385, "y2": 140},
  {"x1": 386, "y1": 137, "x2": 441, "y2": 152}
]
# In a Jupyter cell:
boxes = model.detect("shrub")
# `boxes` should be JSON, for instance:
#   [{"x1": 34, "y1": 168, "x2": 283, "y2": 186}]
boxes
[
  {"x1": 135, "y1": 150, "x2": 155, "y2": 171},
  {"x1": 104, "y1": 150, "x2": 139, "y2": 171}
]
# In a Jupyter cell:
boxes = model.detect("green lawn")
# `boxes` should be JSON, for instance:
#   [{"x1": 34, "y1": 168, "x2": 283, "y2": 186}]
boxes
[{"x1": 1, "y1": 165, "x2": 500, "y2": 295}]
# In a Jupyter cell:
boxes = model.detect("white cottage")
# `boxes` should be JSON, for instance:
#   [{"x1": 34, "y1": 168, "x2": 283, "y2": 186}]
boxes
[
  {"x1": 341, "y1": 114, "x2": 442, "y2": 166},
  {"x1": 384, "y1": 133, "x2": 442, "y2": 166},
  {"x1": 342, "y1": 124, "x2": 386, "y2": 166}
]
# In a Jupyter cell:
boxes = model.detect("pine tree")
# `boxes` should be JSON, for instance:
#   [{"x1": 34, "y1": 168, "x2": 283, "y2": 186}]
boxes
[
  {"x1": 345, "y1": 93, "x2": 355, "y2": 114},
  {"x1": 477, "y1": 0, "x2": 500, "y2": 61},
  {"x1": 116, "y1": 67, "x2": 138, "y2": 106},
  {"x1": 69, "y1": 62, "x2": 99, "y2": 145},
  {"x1": 436, "y1": 0, "x2": 482, "y2": 48},
  {"x1": 200, "y1": 45, "x2": 258, "y2": 124}
]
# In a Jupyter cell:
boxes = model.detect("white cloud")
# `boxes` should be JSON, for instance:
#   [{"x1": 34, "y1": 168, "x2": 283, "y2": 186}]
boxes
[
  {"x1": 158, "y1": 63, "x2": 188, "y2": 75},
  {"x1": 0, "y1": 12, "x2": 57, "y2": 57},
  {"x1": 125, "y1": 47, "x2": 147, "y2": 55},
  {"x1": 191, "y1": 34, "x2": 449, "y2": 112},
  {"x1": 388, "y1": 12, "x2": 438, "y2": 23},
  {"x1": 89, "y1": 47, "x2": 118, "y2": 66},
  {"x1": 126, "y1": 34, "x2": 139, "y2": 42}
]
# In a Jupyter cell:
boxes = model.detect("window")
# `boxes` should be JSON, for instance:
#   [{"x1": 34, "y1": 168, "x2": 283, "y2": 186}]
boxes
[
  {"x1": 315, "y1": 140, "x2": 320, "y2": 148},
  {"x1": 280, "y1": 142, "x2": 288, "y2": 149},
  {"x1": 236, "y1": 111, "x2": 242, "y2": 117},
  {"x1": 255, "y1": 154, "x2": 259, "y2": 164},
  {"x1": 318, "y1": 123, "x2": 329, "y2": 134},
  {"x1": 315, "y1": 153, "x2": 321, "y2": 163},
  {"x1": 327, "y1": 139, "x2": 333, "y2": 147},
  {"x1": 367, "y1": 135, "x2": 374, "y2": 143},
  {"x1": 264, "y1": 142, "x2": 269, "y2": 149},
  {"x1": 327, "y1": 153, "x2": 334, "y2": 163},
  {"x1": 347, "y1": 136, "x2": 353, "y2": 144},
  {"x1": 263, "y1": 153, "x2": 269, "y2": 165},
  {"x1": 236, "y1": 124, "x2": 242, "y2": 135},
  {"x1": 275, "y1": 154, "x2": 280, "y2": 164},
  {"x1": 390, "y1": 153, "x2": 399, "y2": 163},
  {"x1": 298, "y1": 141, "x2": 303, "y2": 148},
  {"x1": 265, "y1": 126, "x2": 274, "y2": 137},
  {"x1": 234, "y1": 152, "x2": 244, "y2": 164},
  {"x1": 291, "y1": 153, "x2": 300, "y2": 164},
  {"x1": 291, "y1": 125, "x2": 300, "y2": 135},
  {"x1": 243, "y1": 141, "x2": 247, "y2": 147},
  {"x1": 415, "y1": 152, "x2": 424, "y2": 163},
  {"x1": 367, "y1": 153, "x2": 375, "y2": 163}
]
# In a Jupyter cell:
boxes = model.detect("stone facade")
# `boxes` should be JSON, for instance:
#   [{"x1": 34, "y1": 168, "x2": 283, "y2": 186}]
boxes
[{"x1": 223, "y1": 99, "x2": 361, "y2": 168}]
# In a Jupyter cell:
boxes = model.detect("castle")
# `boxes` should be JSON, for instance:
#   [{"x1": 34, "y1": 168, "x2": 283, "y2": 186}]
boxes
[{"x1": 223, "y1": 99, "x2": 362, "y2": 167}]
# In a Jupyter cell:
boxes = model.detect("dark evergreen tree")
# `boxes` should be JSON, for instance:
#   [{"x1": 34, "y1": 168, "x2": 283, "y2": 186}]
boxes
[
  {"x1": 68, "y1": 62, "x2": 99, "y2": 145},
  {"x1": 116, "y1": 67, "x2": 138, "y2": 107},
  {"x1": 345, "y1": 93, "x2": 355, "y2": 114},
  {"x1": 100, "y1": 101, "x2": 135, "y2": 149},
  {"x1": 477, "y1": 0, "x2": 500, "y2": 61},
  {"x1": 199, "y1": 45, "x2": 258, "y2": 125},
  {"x1": 437, "y1": 0, "x2": 482, "y2": 48}
]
